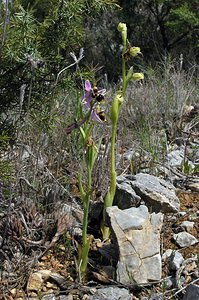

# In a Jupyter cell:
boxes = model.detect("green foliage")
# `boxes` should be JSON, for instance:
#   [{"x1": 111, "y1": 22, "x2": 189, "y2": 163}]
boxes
[
  {"x1": 0, "y1": 0, "x2": 119, "y2": 143},
  {"x1": 168, "y1": 4, "x2": 199, "y2": 30},
  {"x1": 4, "y1": 6, "x2": 39, "y2": 62},
  {"x1": 0, "y1": 133, "x2": 10, "y2": 149}
]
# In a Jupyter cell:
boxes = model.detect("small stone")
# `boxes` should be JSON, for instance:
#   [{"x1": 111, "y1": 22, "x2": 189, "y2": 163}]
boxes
[
  {"x1": 10, "y1": 288, "x2": 17, "y2": 296},
  {"x1": 182, "y1": 260, "x2": 197, "y2": 274},
  {"x1": 169, "y1": 251, "x2": 184, "y2": 270},
  {"x1": 58, "y1": 245, "x2": 66, "y2": 251},
  {"x1": 27, "y1": 272, "x2": 44, "y2": 292},
  {"x1": 180, "y1": 221, "x2": 195, "y2": 232},
  {"x1": 46, "y1": 282, "x2": 56, "y2": 288},
  {"x1": 167, "y1": 147, "x2": 185, "y2": 168},
  {"x1": 90, "y1": 287, "x2": 133, "y2": 300},
  {"x1": 30, "y1": 292, "x2": 38, "y2": 297},
  {"x1": 162, "y1": 249, "x2": 173, "y2": 262},
  {"x1": 178, "y1": 211, "x2": 187, "y2": 217},
  {"x1": 82, "y1": 295, "x2": 90, "y2": 300},
  {"x1": 42, "y1": 294, "x2": 56, "y2": 300},
  {"x1": 27, "y1": 270, "x2": 51, "y2": 292},
  {"x1": 161, "y1": 277, "x2": 173, "y2": 289},
  {"x1": 193, "y1": 270, "x2": 199, "y2": 278},
  {"x1": 59, "y1": 295, "x2": 73, "y2": 300},
  {"x1": 173, "y1": 232, "x2": 198, "y2": 247}
]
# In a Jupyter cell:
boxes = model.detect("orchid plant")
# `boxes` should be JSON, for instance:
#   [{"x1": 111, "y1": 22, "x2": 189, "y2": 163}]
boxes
[
  {"x1": 65, "y1": 79, "x2": 106, "y2": 279},
  {"x1": 65, "y1": 23, "x2": 144, "y2": 278},
  {"x1": 101, "y1": 23, "x2": 144, "y2": 239}
]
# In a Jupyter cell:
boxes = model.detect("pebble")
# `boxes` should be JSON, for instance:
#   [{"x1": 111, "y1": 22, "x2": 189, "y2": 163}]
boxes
[
  {"x1": 170, "y1": 251, "x2": 184, "y2": 270},
  {"x1": 180, "y1": 221, "x2": 195, "y2": 232},
  {"x1": 173, "y1": 232, "x2": 198, "y2": 247}
]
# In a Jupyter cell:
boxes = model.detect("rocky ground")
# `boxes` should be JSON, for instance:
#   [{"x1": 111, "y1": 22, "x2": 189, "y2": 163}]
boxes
[
  {"x1": 0, "y1": 106, "x2": 198, "y2": 300},
  {"x1": 1, "y1": 182, "x2": 198, "y2": 300}
]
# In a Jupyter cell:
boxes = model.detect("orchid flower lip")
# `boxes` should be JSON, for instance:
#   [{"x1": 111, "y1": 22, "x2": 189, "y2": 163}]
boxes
[{"x1": 91, "y1": 108, "x2": 105, "y2": 123}]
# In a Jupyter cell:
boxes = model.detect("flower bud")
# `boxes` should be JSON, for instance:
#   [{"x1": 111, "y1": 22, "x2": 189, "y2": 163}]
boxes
[
  {"x1": 111, "y1": 93, "x2": 124, "y2": 124},
  {"x1": 130, "y1": 47, "x2": 141, "y2": 57},
  {"x1": 117, "y1": 23, "x2": 127, "y2": 33},
  {"x1": 117, "y1": 23, "x2": 127, "y2": 45},
  {"x1": 132, "y1": 73, "x2": 144, "y2": 81}
]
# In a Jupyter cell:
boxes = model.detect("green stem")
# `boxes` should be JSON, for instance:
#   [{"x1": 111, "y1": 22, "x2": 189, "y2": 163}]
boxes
[
  {"x1": 82, "y1": 195, "x2": 89, "y2": 248},
  {"x1": 102, "y1": 119, "x2": 117, "y2": 240},
  {"x1": 110, "y1": 122, "x2": 117, "y2": 199},
  {"x1": 80, "y1": 166, "x2": 92, "y2": 274},
  {"x1": 102, "y1": 27, "x2": 128, "y2": 240},
  {"x1": 122, "y1": 58, "x2": 127, "y2": 96}
]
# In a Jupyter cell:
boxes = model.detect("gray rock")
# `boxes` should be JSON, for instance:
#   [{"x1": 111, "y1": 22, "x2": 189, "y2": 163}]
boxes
[
  {"x1": 114, "y1": 178, "x2": 141, "y2": 209},
  {"x1": 183, "y1": 284, "x2": 199, "y2": 300},
  {"x1": 185, "y1": 177, "x2": 199, "y2": 192},
  {"x1": 61, "y1": 295, "x2": 73, "y2": 300},
  {"x1": 49, "y1": 272, "x2": 67, "y2": 289},
  {"x1": 162, "y1": 249, "x2": 173, "y2": 262},
  {"x1": 170, "y1": 251, "x2": 184, "y2": 270},
  {"x1": 90, "y1": 287, "x2": 133, "y2": 300},
  {"x1": 178, "y1": 211, "x2": 187, "y2": 217},
  {"x1": 173, "y1": 232, "x2": 198, "y2": 247},
  {"x1": 107, "y1": 205, "x2": 163, "y2": 285},
  {"x1": 162, "y1": 249, "x2": 184, "y2": 270},
  {"x1": 166, "y1": 146, "x2": 186, "y2": 168},
  {"x1": 161, "y1": 276, "x2": 175, "y2": 289},
  {"x1": 180, "y1": 221, "x2": 195, "y2": 232},
  {"x1": 123, "y1": 148, "x2": 134, "y2": 161},
  {"x1": 118, "y1": 173, "x2": 180, "y2": 213},
  {"x1": 42, "y1": 294, "x2": 56, "y2": 300},
  {"x1": 141, "y1": 294, "x2": 163, "y2": 300}
]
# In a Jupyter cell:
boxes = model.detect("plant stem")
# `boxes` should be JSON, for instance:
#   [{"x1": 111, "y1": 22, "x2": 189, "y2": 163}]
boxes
[
  {"x1": 110, "y1": 122, "x2": 117, "y2": 199},
  {"x1": 122, "y1": 57, "x2": 127, "y2": 95},
  {"x1": 102, "y1": 40, "x2": 127, "y2": 240},
  {"x1": 102, "y1": 119, "x2": 117, "y2": 240},
  {"x1": 80, "y1": 166, "x2": 92, "y2": 274}
]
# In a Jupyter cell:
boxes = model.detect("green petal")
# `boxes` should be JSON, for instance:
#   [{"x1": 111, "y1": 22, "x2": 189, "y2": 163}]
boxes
[{"x1": 132, "y1": 73, "x2": 144, "y2": 81}]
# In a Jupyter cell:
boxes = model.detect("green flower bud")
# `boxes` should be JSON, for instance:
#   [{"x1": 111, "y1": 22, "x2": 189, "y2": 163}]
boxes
[
  {"x1": 117, "y1": 23, "x2": 127, "y2": 33},
  {"x1": 132, "y1": 73, "x2": 144, "y2": 81},
  {"x1": 116, "y1": 93, "x2": 124, "y2": 105},
  {"x1": 117, "y1": 23, "x2": 127, "y2": 46},
  {"x1": 111, "y1": 93, "x2": 124, "y2": 124},
  {"x1": 130, "y1": 47, "x2": 141, "y2": 57}
]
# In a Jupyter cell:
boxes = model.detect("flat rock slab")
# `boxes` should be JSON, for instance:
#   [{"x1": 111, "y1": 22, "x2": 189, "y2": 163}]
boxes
[
  {"x1": 117, "y1": 173, "x2": 180, "y2": 213},
  {"x1": 107, "y1": 205, "x2": 163, "y2": 285}
]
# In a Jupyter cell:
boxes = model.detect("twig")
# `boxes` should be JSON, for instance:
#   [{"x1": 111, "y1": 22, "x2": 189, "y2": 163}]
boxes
[
  {"x1": 171, "y1": 277, "x2": 199, "y2": 298},
  {"x1": 55, "y1": 48, "x2": 84, "y2": 85},
  {"x1": 19, "y1": 177, "x2": 38, "y2": 192}
]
